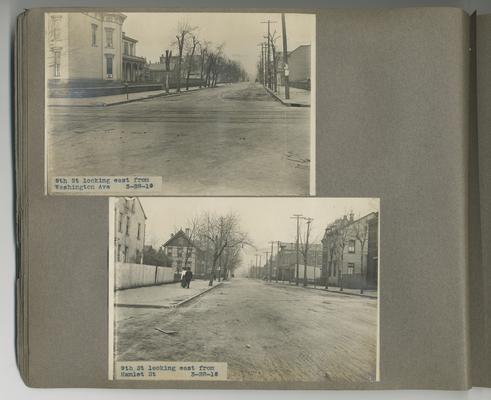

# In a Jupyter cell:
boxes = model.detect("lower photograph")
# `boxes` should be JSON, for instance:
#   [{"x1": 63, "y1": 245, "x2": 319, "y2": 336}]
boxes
[{"x1": 108, "y1": 197, "x2": 380, "y2": 383}]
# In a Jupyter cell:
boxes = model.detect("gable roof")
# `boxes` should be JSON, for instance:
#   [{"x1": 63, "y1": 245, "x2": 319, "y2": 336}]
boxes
[{"x1": 162, "y1": 229, "x2": 202, "y2": 250}]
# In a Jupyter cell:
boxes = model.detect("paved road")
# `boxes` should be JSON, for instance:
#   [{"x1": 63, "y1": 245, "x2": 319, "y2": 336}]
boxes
[
  {"x1": 47, "y1": 83, "x2": 311, "y2": 195},
  {"x1": 114, "y1": 278, "x2": 377, "y2": 383}
]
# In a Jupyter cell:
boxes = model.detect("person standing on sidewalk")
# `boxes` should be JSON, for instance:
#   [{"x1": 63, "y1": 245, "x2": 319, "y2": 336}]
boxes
[
  {"x1": 184, "y1": 268, "x2": 193, "y2": 289},
  {"x1": 180, "y1": 268, "x2": 187, "y2": 288}
]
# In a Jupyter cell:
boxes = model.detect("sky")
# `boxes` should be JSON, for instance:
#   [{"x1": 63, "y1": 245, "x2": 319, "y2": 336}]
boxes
[
  {"x1": 123, "y1": 12, "x2": 315, "y2": 78},
  {"x1": 139, "y1": 197, "x2": 379, "y2": 274}
]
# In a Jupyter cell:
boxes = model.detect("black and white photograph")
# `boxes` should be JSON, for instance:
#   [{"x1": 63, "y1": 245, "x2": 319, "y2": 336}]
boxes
[
  {"x1": 109, "y1": 197, "x2": 379, "y2": 383},
  {"x1": 45, "y1": 12, "x2": 315, "y2": 195}
]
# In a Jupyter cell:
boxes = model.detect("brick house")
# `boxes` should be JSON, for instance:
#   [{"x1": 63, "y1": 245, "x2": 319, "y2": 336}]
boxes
[{"x1": 321, "y1": 212, "x2": 379, "y2": 290}]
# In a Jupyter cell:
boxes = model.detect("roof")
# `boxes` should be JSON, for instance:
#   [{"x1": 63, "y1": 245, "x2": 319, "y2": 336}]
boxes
[
  {"x1": 323, "y1": 212, "x2": 379, "y2": 238},
  {"x1": 162, "y1": 229, "x2": 202, "y2": 251},
  {"x1": 122, "y1": 34, "x2": 138, "y2": 43},
  {"x1": 133, "y1": 197, "x2": 147, "y2": 220}
]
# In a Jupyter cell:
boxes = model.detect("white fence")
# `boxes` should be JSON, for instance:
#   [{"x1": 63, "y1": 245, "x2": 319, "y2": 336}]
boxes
[{"x1": 115, "y1": 262, "x2": 175, "y2": 290}]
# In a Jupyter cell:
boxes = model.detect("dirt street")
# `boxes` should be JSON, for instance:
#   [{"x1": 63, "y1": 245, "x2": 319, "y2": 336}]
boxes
[
  {"x1": 47, "y1": 82, "x2": 311, "y2": 195},
  {"x1": 114, "y1": 278, "x2": 377, "y2": 383}
]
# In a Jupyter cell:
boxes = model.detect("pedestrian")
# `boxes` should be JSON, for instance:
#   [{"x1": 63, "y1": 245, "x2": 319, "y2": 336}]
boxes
[
  {"x1": 180, "y1": 268, "x2": 187, "y2": 288},
  {"x1": 184, "y1": 268, "x2": 193, "y2": 289}
]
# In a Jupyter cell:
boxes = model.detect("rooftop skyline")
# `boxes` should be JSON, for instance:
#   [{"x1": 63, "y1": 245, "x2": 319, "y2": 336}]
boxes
[
  {"x1": 139, "y1": 197, "x2": 379, "y2": 272},
  {"x1": 123, "y1": 12, "x2": 315, "y2": 78}
]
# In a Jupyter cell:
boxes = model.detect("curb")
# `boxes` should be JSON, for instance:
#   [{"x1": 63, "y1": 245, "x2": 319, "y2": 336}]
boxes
[
  {"x1": 48, "y1": 85, "x2": 222, "y2": 108},
  {"x1": 115, "y1": 281, "x2": 224, "y2": 309},
  {"x1": 263, "y1": 86, "x2": 310, "y2": 108},
  {"x1": 265, "y1": 280, "x2": 377, "y2": 300}
]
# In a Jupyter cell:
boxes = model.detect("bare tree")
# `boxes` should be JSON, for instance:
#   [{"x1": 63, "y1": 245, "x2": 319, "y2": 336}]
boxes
[
  {"x1": 197, "y1": 212, "x2": 250, "y2": 286},
  {"x1": 325, "y1": 231, "x2": 338, "y2": 290},
  {"x1": 209, "y1": 44, "x2": 224, "y2": 87},
  {"x1": 353, "y1": 217, "x2": 369, "y2": 294},
  {"x1": 335, "y1": 217, "x2": 351, "y2": 291},
  {"x1": 180, "y1": 216, "x2": 201, "y2": 274},
  {"x1": 268, "y1": 30, "x2": 280, "y2": 92},
  {"x1": 185, "y1": 34, "x2": 199, "y2": 91},
  {"x1": 174, "y1": 20, "x2": 195, "y2": 93},
  {"x1": 198, "y1": 40, "x2": 210, "y2": 88}
]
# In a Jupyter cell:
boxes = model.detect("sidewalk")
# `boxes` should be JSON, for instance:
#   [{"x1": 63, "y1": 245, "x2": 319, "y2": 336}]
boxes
[
  {"x1": 115, "y1": 279, "x2": 223, "y2": 309},
  {"x1": 267, "y1": 280, "x2": 378, "y2": 299},
  {"x1": 264, "y1": 85, "x2": 311, "y2": 107},
  {"x1": 48, "y1": 85, "x2": 207, "y2": 108}
]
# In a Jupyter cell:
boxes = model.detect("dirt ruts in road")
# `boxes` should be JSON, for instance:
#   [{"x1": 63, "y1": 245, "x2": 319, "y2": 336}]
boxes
[{"x1": 115, "y1": 278, "x2": 377, "y2": 383}]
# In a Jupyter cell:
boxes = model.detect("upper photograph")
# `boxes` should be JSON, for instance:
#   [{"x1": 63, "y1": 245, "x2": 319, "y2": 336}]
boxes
[{"x1": 44, "y1": 12, "x2": 316, "y2": 196}]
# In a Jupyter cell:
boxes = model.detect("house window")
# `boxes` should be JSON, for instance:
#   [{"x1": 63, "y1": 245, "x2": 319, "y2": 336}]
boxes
[
  {"x1": 51, "y1": 16, "x2": 61, "y2": 41},
  {"x1": 106, "y1": 55, "x2": 113, "y2": 78},
  {"x1": 135, "y1": 249, "x2": 140, "y2": 263},
  {"x1": 137, "y1": 223, "x2": 141, "y2": 240},
  {"x1": 124, "y1": 246, "x2": 129, "y2": 263},
  {"x1": 118, "y1": 212, "x2": 123, "y2": 232},
  {"x1": 177, "y1": 247, "x2": 183, "y2": 258},
  {"x1": 53, "y1": 50, "x2": 61, "y2": 77},
  {"x1": 130, "y1": 42, "x2": 134, "y2": 55},
  {"x1": 91, "y1": 24, "x2": 98, "y2": 46},
  {"x1": 117, "y1": 244, "x2": 121, "y2": 262},
  {"x1": 124, "y1": 41, "x2": 129, "y2": 55},
  {"x1": 348, "y1": 240, "x2": 356, "y2": 253},
  {"x1": 347, "y1": 263, "x2": 355, "y2": 275},
  {"x1": 105, "y1": 28, "x2": 114, "y2": 48},
  {"x1": 126, "y1": 216, "x2": 130, "y2": 235}
]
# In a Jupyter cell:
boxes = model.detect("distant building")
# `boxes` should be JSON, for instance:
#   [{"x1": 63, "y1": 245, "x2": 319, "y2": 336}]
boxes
[
  {"x1": 321, "y1": 212, "x2": 379, "y2": 290},
  {"x1": 114, "y1": 198, "x2": 146, "y2": 264},
  {"x1": 147, "y1": 54, "x2": 203, "y2": 85},
  {"x1": 162, "y1": 229, "x2": 206, "y2": 276},
  {"x1": 274, "y1": 242, "x2": 322, "y2": 282},
  {"x1": 277, "y1": 44, "x2": 311, "y2": 90}
]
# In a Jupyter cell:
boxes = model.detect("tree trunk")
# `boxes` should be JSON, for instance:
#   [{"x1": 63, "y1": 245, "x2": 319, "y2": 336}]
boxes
[
  {"x1": 185, "y1": 41, "x2": 197, "y2": 91},
  {"x1": 339, "y1": 255, "x2": 344, "y2": 291},
  {"x1": 303, "y1": 255, "x2": 308, "y2": 287},
  {"x1": 360, "y1": 242, "x2": 365, "y2": 294},
  {"x1": 208, "y1": 257, "x2": 217, "y2": 286}
]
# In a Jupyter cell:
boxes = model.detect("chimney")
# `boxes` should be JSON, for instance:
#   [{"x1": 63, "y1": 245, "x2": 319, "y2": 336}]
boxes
[
  {"x1": 170, "y1": 233, "x2": 174, "y2": 238},
  {"x1": 185, "y1": 228, "x2": 190, "y2": 237}
]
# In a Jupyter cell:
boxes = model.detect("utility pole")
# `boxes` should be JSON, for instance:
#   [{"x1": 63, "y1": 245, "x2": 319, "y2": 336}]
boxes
[
  {"x1": 261, "y1": 20, "x2": 277, "y2": 90},
  {"x1": 281, "y1": 13, "x2": 290, "y2": 99},
  {"x1": 264, "y1": 251, "x2": 269, "y2": 281},
  {"x1": 291, "y1": 214, "x2": 303, "y2": 285},
  {"x1": 262, "y1": 43, "x2": 267, "y2": 86},
  {"x1": 257, "y1": 43, "x2": 264, "y2": 85},
  {"x1": 276, "y1": 241, "x2": 281, "y2": 283},
  {"x1": 269, "y1": 241, "x2": 275, "y2": 282},
  {"x1": 303, "y1": 217, "x2": 313, "y2": 287},
  {"x1": 314, "y1": 249, "x2": 317, "y2": 288},
  {"x1": 164, "y1": 49, "x2": 172, "y2": 94}
]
